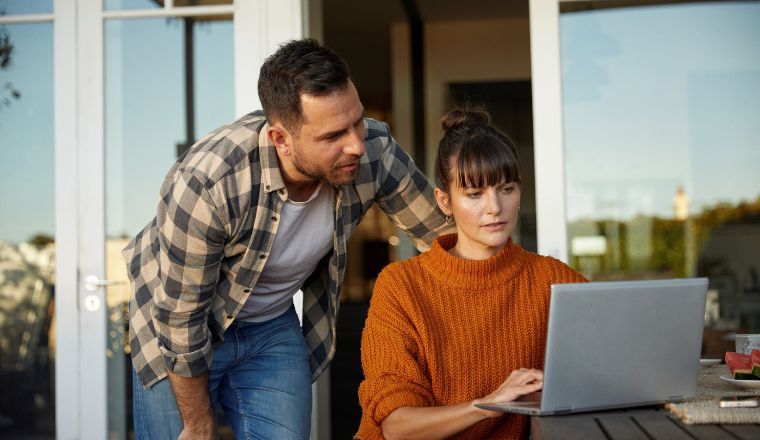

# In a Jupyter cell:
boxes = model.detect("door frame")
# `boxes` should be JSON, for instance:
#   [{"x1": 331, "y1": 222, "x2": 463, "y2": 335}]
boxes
[{"x1": 528, "y1": 0, "x2": 568, "y2": 263}]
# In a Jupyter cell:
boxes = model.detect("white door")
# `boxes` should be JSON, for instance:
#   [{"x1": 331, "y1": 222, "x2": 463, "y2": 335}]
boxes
[{"x1": 48, "y1": 1, "x2": 304, "y2": 438}]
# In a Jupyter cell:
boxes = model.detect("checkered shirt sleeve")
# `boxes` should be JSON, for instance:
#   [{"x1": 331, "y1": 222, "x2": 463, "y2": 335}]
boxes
[
  {"x1": 372, "y1": 122, "x2": 450, "y2": 250},
  {"x1": 151, "y1": 166, "x2": 228, "y2": 377}
]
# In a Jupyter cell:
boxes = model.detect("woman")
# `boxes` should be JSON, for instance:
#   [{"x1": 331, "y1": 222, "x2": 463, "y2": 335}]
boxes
[{"x1": 355, "y1": 108, "x2": 586, "y2": 440}]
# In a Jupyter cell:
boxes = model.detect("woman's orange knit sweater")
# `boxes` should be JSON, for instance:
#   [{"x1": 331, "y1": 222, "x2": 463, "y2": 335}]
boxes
[{"x1": 355, "y1": 234, "x2": 586, "y2": 439}]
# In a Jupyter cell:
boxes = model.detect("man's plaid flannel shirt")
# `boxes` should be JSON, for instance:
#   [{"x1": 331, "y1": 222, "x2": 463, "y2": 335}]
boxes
[{"x1": 124, "y1": 111, "x2": 450, "y2": 387}]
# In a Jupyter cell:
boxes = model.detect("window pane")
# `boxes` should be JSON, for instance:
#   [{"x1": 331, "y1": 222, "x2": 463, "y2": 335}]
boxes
[
  {"x1": 174, "y1": 0, "x2": 232, "y2": 6},
  {"x1": 561, "y1": 3, "x2": 760, "y2": 331},
  {"x1": 0, "y1": 0, "x2": 52, "y2": 15},
  {"x1": 105, "y1": 0, "x2": 231, "y2": 11},
  {"x1": 105, "y1": 15, "x2": 233, "y2": 438},
  {"x1": 105, "y1": 0, "x2": 160, "y2": 11},
  {"x1": 0, "y1": 22, "x2": 55, "y2": 437}
]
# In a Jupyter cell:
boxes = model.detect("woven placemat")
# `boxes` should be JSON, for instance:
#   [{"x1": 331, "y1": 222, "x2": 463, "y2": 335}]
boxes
[{"x1": 666, "y1": 364, "x2": 760, "y2": 424}]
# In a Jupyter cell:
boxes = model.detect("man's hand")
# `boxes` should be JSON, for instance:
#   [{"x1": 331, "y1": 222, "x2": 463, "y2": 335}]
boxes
[
  {"x1": 177, "y1": 421, "x2": 217, "y2": 440},
  {"x1": 168, "y1": 371, "x2": 217, "y2": 440}
]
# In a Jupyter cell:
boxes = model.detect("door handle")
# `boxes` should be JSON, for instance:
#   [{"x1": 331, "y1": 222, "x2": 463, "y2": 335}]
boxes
[{"x1": 83, "y1": 274, "x2": 125, "y2": 292}]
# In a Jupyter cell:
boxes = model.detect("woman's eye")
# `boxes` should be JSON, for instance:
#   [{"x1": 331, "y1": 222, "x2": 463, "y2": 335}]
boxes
[{"x1": 466, "y1": 192, "x2": 481, "y2": 198}]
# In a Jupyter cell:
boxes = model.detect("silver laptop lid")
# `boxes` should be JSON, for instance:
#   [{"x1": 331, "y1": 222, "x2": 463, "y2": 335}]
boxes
[{"x1": 541, "y1": 278, "x2": 708, "y2": 413}]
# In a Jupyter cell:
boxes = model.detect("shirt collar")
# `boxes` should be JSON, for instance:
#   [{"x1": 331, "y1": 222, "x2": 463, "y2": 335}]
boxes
[{"x1": 258, "y1": 121, "x2": 287, "y2": 194}]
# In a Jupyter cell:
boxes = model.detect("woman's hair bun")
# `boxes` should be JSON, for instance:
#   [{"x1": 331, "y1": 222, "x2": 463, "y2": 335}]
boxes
[{"x1": 440, "y1": 107, "x2": 491, "y2": 132}]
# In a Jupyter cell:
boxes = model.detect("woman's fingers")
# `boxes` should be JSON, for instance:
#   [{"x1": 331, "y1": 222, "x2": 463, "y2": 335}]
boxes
[
  {"x1": 514, "y1": 379, "x2": 543, "y2": 393},
  {"x1": 479, "y1": 368, "x2": 545, "y2": 406},
  {"x1": 507, "y1": 368, "x2": 543, "y2": 384},
  {"x1": 487, "y1": 382, "x2": 543, "y2": 404}
]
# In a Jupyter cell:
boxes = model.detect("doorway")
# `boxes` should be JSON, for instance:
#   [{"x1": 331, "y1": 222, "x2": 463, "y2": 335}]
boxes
[{"x1": 449, "y1": 80, "x2": 537, "y2": 252}]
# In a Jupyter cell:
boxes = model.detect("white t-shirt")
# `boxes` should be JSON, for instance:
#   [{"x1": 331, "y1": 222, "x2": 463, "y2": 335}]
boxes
[{"x1": 236, "y1": 183, "x2": 334, "y2": 322}]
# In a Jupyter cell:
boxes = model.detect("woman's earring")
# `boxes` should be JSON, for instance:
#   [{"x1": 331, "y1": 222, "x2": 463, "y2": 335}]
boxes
[{"x1": 445, "y1": 214, "x2": 453, "y2": 224}]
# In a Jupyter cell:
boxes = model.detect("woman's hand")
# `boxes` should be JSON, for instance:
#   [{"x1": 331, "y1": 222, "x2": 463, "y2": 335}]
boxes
[{"x1": 472, "y1": 368, "x2": 544, "y2": 418}]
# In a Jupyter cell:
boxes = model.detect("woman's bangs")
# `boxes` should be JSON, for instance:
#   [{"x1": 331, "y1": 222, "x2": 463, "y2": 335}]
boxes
[{"x1": 455, "y1": 139, "x2": 519, "y2": 188}]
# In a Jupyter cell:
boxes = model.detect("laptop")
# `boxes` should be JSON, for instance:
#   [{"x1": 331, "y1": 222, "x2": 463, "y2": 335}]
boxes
[{"x1": 475, "y1": 278, "x2": 708, "y2": 416}]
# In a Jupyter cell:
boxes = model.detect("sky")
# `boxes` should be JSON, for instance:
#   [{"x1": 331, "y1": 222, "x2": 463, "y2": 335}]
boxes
[
  {"x1": 0, "y1": 0, "x2": 52, "y2": 15},
  {"x1": 0, "y1": 22, "x2": 54, "y2": 244},
  {"x1": 561, "y1": 2, "x2": 760, "y2": 222},
  {"x1": 105, "y1": 17, "x2": 234, "y2": 239}
]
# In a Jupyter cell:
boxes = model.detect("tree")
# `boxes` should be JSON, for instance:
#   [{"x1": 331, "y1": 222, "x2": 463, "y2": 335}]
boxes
[{"x1": 0, "y1": 14, "x2": 22, "y2": 113}]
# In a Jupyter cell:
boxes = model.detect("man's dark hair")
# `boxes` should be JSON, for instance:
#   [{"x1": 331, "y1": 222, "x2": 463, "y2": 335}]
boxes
[{"x1": 258, "y1": 39, "x2": 351, "y2": 133}]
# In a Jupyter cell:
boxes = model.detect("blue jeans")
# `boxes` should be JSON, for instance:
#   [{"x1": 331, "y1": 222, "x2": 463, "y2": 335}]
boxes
[{"x1": 132, "y1": 305, "x2": 312, "y2": 439}]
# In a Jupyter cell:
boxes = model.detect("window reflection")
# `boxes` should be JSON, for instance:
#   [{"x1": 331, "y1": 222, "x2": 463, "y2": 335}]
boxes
[
  {"x1": 105, "y1": 15, "x2": 233, "y2": 438},
  {"x1": 105, "y1": 0, "x2": 161, "y2": 11},
  {"x1": 0, "y1": 22, "x2": 54, "y2": 437},
  {"x1": 561, "y1": 3, "x2": 760, "y2": 336},
  {"x1": 105, "y1": 0, "x2": 232, "y2": 11},
  {"x1": 174, "y1": 0, "x2": 232, "y2": 6},
  {"x1": 0, "y1": 0, "x2": 52, "y2": 15}
]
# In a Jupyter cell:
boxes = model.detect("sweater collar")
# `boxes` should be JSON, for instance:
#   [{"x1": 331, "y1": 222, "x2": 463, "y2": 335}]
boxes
[{"x1": 420, "y1": 233, "x2": 527, "y2": 289}]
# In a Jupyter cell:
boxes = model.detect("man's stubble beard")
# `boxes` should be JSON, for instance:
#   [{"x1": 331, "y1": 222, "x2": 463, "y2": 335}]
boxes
[{"x1": 291, "y1": 143, "x2": 359, "y2": 187}]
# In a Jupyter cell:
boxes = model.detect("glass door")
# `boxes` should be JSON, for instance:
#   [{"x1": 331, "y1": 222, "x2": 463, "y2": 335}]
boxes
[
  {"x1": 0, "y1": 2, "x2": 55, "y2": 438},
  {"x1": 530, "y1": 1, "x2": 760, "y2": 348},
  {"x1": 104, "y1": 8, "x2": 235, "y2": 439},
  {"x1": 52, "y1": 0, "x2": 305, "y2": 438}
]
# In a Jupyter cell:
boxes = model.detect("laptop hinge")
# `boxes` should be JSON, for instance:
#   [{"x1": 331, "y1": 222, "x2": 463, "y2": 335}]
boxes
[
  {"x1": 553, "y1": 406, "x2": 573, "y2": 414},
  {"x1": 668, "y1": 395, "x2": 686, "y2": 401}
]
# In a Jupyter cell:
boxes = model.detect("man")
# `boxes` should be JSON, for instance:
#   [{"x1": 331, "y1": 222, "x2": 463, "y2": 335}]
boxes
[{"x1": 124, "y1": 38, "x2": 450, "y2": 439}]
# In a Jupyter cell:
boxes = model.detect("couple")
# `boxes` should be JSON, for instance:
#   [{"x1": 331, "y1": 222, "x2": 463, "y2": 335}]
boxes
[{"x1": 124, "y1": 39, "x2": 584, "y2": 440}]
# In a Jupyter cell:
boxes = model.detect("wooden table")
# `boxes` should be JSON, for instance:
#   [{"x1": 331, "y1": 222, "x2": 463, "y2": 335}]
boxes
[{"x1": 531, "y1": 406, "x2": 760, "y2": 440}]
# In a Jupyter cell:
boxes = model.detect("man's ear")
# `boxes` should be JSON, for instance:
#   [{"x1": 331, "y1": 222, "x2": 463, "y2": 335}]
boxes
[
  {"x1": 267, "y1": 124, "x2": 292, "y2": 156},
  {"x1": 434, "y1": 188, "x2": 451, "y2": 216}
]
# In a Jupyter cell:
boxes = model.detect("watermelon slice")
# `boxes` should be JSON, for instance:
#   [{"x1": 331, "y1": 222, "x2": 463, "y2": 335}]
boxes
[
  {"x1": 726, "y1": 351, "x2": 759, "y2": 380},
  {"x1": 751, "y1": 349, "x2": 760, "y2": 378}
]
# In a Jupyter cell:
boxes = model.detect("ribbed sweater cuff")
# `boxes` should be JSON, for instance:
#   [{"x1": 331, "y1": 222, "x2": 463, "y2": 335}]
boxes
[{"x1": 354, "y1": 417, "x2": 384, "y2": 440}]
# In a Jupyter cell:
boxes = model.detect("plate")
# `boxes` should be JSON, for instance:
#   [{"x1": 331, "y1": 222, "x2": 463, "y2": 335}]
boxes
[
  {"x1": 720, "y1": 375, "x2": 760, "y2": 390},
  {"x1": 700, "y1": 358, "x2": 722, "y2": 367}
]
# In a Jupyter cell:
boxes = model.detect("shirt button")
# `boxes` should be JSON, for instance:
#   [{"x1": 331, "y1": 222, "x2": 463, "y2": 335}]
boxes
[
  {"x1": 271, "y1": 216, "x2": 277, "y2": 221},
  {"x1": 227, "y1": 314, "x2": 233, "y2": 319},
  {"x1": 265, "y1": 185, "x2": 271, "y2": 190},
  {"x1": 259, "y1": 254, "x2": 266, "y2": 259},
  {"x1": 243, "y1": 288, "x2": 251, "y2": 293},
  {"x1": 278, "y1": 189, "x2": 285, "y2": 195}
]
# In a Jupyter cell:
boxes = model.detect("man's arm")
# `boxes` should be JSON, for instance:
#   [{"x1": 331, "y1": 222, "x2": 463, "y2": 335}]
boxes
[
  {"x1": 168, "y1": 372, "x2": 216, "y2": 439},
  {"x1": 370, "y1": 121, "x2": 454, "y2": 249},
  {"x1": 153, "y1": 168, "x2": 228, "y2": 436}
]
